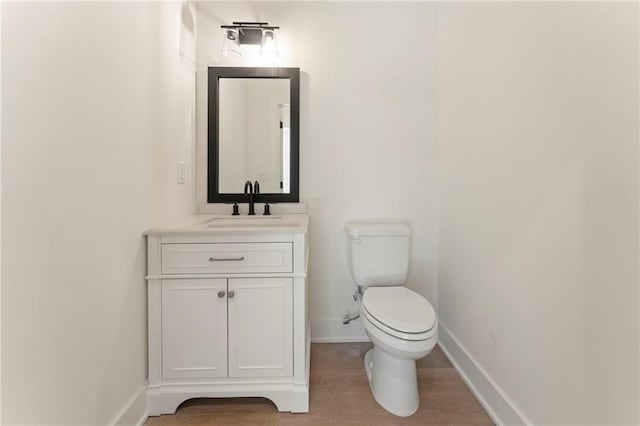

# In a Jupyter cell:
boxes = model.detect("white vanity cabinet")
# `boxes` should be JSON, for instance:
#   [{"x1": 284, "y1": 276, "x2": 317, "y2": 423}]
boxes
[{"x1": 144, "y1": 216, "x2": 309, "y2": 416}]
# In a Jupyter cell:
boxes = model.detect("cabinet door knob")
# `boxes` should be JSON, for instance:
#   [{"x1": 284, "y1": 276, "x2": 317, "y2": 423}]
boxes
[
  {"x1": 218, "y1": 290, "x2": 226, "y2": 298},
  {"x1": 228, "y1": 290, "x2": 235, "y2": 299}
]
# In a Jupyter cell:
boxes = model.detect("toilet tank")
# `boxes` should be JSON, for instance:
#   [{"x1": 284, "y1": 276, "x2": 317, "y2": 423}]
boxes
[{"x1": 345, "y1": 221, "x2": 411, "y2": 287}]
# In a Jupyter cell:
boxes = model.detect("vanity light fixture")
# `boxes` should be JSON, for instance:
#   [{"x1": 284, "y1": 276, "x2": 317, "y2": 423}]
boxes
[
  {"x1": 221, "y1": 22, "x2": 280, "y2": 58},
  {"x1": 221, "y1": 27, "x2": 241, "y2": 57},
  {"x1": 260, "y1": 28, "x2": 278, "y2": 59}
]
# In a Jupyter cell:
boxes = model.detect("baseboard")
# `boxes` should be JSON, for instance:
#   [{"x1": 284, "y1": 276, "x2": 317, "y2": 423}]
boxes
[
  {"x1": 110, "y1": 385, "x2": 148, "y2": 426},
  {"x1": 438, "y1": 323, "x2": 529, "y2": 426},
  {"x1": 310, "y1": 318, "x2": 369, "y2": 343}
]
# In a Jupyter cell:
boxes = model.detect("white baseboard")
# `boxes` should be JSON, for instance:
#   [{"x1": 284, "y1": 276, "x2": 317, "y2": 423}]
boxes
[
  {"x1": 110, "y1": 385, "x2": 148, "y2": 426},
  {"x1": 438, "y1": 323, "x2": 529, "y2": 426},
  {"x1": 310, "y1": 318, "x2": 369, "y2": 343}
]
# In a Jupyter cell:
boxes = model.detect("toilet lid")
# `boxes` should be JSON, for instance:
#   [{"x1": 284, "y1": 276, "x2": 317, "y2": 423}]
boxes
[{"x1": 362, "y1": 287, "x2": 435, "y2": 334}]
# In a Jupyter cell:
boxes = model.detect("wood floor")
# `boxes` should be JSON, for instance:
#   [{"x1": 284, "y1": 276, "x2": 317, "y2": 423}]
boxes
[{"x1": 145, "y1": 343, "x2": 494, "y2": 425}]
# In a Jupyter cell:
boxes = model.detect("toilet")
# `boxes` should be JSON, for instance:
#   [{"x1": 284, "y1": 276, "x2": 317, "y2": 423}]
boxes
[{"x1": 346, "y1": 221, "x2": 437, "y2": 417}]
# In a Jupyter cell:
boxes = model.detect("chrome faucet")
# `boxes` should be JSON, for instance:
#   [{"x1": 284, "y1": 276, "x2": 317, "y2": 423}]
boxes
[{"x1": 244, "y1": 180, "x2": 255, "y2": 215}]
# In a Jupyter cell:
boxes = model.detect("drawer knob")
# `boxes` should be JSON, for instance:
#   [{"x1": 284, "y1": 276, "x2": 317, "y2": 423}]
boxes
[
  {"x1": 228, "y1": 290, "x2": 235, "y2": 299},
  {"x1": 209, "y1": 256, "x2": 245, "y2": 262},
  {"x1": 217, "y1": 290, "x2": 226, "y2": 298}
]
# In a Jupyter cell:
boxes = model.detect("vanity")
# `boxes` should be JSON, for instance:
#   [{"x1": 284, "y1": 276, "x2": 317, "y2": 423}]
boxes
[
  {"x1": 144, "y1": 215, "x2": 309, "y2": 415},
  {"x1": 144, "y1": 67, "x2": 309, "y2": 415}
]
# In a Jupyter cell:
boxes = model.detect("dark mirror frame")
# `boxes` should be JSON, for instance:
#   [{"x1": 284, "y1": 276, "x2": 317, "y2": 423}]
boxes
[{"x1": 207, "y1": 67, "x2": 300, "y2": 203}]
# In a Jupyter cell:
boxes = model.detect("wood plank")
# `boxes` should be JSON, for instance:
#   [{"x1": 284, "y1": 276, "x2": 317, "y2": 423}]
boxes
[{"x1": 145, "y1": 343, "x2": 494, "y2": 426}]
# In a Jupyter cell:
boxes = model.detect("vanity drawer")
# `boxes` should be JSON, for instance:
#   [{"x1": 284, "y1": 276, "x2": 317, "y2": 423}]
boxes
[{"x1": 161, "y1": 243, "x2": 293, "y2": 274}]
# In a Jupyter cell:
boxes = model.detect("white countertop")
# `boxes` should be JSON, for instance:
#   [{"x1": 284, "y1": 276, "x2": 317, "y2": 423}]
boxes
[{"x1": 144, "y1": 214, "x2": 309, "y2": 236}]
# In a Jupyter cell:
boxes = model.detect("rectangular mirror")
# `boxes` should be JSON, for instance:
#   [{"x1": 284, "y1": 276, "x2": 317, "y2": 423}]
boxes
[{"x1": 208, "y1": 67, "x2": 300, "y2": 203}]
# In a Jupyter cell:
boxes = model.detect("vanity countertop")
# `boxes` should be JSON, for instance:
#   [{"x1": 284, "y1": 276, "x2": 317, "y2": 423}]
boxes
[{"x1": 144, "y1": 214, "x2": 309, "y2": 236}]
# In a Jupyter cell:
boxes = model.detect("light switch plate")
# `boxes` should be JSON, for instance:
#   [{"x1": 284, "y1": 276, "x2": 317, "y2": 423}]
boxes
[{"x1": 177, "y1": 161, "x2": 185, "y2": 184}]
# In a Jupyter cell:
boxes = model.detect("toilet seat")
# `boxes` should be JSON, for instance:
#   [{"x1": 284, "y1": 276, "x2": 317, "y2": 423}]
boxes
[
  {"x1": 362, "y1": 307, "x2": 437, "y2": 342},
  {"x1": 362, "y1": 287, "x2": 436, "y2": 341}
]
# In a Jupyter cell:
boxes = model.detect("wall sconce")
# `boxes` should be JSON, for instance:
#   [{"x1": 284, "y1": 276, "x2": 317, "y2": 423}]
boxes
[{"x1": 221, "y1": 22, "x2": 279, "y2": 58}]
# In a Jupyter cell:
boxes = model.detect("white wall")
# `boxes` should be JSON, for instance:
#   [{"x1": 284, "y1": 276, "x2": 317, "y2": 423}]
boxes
[
  {"x1": 0, "y1": 3, "x2": 3, "y2": 422},
  {"x1": 437, "y1": 3, "x2": 639, "y2": 424},
  {"x1": 195, "y1": 2, "x2": 439, "y2": 341},
  {"x1": 1, "y1": 2, "x2": 195, "y2": 424}
]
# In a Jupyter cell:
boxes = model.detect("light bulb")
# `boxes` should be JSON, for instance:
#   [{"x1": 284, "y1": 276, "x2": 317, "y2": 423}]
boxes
[
  {"x1": 260, "y1": 28, "x2": 279, "y2": 59},
  {"x1": 221, "y1": 28, "x2": 241, "y2": 57}
]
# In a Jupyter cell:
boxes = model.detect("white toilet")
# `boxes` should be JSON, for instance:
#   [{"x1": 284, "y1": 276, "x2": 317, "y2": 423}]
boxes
[{"x1": 346, "y1": 221, "x2": 437, "y2": 417}]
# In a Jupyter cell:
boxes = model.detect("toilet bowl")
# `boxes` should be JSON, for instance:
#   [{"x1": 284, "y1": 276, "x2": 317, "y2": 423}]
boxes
[
  {"x1": 345, "y1": 221, "x2": 438, "y2": 417},
  {"x1": 361, "y1": 286, "x2": 437, "y2": 417}
]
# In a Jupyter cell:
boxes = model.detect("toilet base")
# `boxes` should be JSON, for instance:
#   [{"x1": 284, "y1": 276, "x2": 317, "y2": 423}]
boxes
[{"x1": 364, "y1": 347, "x2": 419, "y2": 417}]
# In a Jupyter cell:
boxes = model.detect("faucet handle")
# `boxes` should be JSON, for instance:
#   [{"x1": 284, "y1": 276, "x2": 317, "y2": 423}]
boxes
[
  {"x1": 232, "y1": 203, "x2": 239, "y2": 216},
  {"x1": 263, "y1": 203, "x2": 271, "y2": 216},
  {"x1": 254, "y1": 180, "x2": 260, "y2": 194}
]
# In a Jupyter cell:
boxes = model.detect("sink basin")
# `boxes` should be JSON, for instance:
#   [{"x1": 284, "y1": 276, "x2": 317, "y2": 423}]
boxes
[{"x1": 206, "y1": 216, "x2": 285, "y2": 227}]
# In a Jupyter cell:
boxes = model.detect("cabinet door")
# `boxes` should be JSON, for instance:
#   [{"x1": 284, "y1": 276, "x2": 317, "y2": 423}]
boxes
[
  {"x1": 228, "y1": 278, "x2": 293, "y2": 378},
  {"x1": 161, "y1": 279, "x2": 227, "y2": 379}
]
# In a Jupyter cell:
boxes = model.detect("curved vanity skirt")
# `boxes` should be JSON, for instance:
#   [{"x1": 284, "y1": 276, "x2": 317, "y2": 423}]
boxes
[
  {"x1": 361, "y1": 309, "x2": 438, "y2": 417},
  {"x1": 146, "y1": 384, "x2": 310, "y2": 416}
]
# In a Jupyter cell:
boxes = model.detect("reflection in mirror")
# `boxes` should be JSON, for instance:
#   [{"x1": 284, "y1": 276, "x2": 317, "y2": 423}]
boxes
[
  {"x1": 218, "y1": 78, "x2": 290, "y2": 194},
  {"x1": 280, "y1": 104, "x2": 290, "y2": 193}
]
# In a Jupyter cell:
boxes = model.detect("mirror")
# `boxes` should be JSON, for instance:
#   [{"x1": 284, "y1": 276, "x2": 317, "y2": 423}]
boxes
[
  {"x1": 208, "y1": 67, "x2": 300, "y2": 203},
  {"x1": 218, "y1": 79, "x2": 290, "y2": 193}
]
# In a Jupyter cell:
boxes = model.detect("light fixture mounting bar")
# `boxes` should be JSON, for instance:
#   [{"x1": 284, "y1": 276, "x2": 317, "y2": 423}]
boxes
[
  {"x1": 220, "y1": 21, "x2": 280, "y2": 45},
  {"x1": 221, "y1": 21, "x2": 280, "y2": 30}
]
